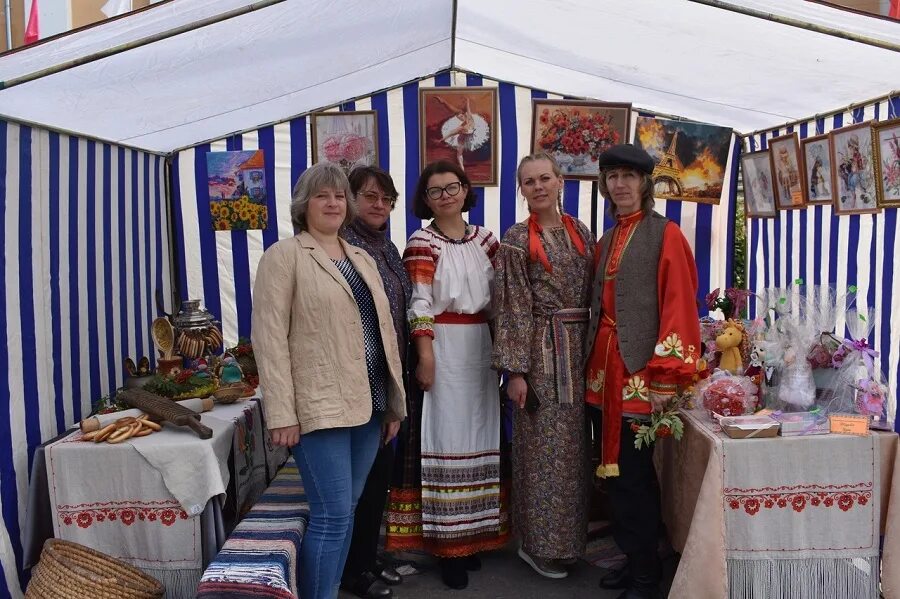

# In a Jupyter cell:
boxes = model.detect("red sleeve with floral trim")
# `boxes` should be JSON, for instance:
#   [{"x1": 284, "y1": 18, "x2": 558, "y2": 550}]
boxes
[
  {"x1": 403, "y1": 230, "x2": 438, "y2": 339},
  {"x1": 646, "y1": 222, "x2": 701, "y2": 396}
]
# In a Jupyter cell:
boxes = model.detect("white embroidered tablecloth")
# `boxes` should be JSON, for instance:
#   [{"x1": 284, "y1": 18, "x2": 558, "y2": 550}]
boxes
[
  {"x1": 44, "y1": 398, "x2": 275, "y2": 598},
  {"x1": 657, "y1": 409, "x2": 900, "y2": 599}
]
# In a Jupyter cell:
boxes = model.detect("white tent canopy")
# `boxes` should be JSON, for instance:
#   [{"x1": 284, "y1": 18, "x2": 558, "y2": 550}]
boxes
[{"x1": 0, "y1": 0, "x2": 897, "y2": 153}]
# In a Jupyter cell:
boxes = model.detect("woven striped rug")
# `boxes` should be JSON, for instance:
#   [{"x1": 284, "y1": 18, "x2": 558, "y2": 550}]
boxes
[
  {"x1": 583, "y1": 521, "x2": 627, "y2": 570},
  {"x1": 196, "y1": 458, "x2": 308, "y2": 598}
]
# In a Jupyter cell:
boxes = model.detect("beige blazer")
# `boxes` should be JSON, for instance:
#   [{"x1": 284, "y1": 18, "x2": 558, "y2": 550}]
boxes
[{"x1": 251, "y1": 231, "x2": 406, "y2": 434}]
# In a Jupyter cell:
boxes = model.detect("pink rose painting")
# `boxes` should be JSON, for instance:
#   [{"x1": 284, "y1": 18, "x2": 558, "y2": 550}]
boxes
[{"x1": 312, "y1": 111, "x2": 378, "y2": 173}]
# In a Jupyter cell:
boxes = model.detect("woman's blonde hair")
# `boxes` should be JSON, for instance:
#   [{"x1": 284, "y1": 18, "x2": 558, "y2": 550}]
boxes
[
  {"x1": 290, "y1": 162, "x2": 357, "y2": 234},
  {"x1": 516, "y1": 152, "x2": 565, "y2": 215}
]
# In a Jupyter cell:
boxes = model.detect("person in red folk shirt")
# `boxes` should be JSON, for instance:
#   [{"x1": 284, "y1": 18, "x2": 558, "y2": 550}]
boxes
[{"x1": 583, "y1": 144, "x2": 700, "y2": 599}]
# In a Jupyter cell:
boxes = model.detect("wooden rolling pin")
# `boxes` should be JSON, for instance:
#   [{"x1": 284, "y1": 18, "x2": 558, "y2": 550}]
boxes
[
  {"x1": 79, "y1": 397, "x2": 214, "y2": 433},
  {"x1": 117, "y1": 388, "x2": 214, "y2": 439}
]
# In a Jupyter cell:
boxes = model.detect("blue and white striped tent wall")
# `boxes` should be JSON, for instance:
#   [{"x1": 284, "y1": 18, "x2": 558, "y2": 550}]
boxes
[
  {"x1": 745, "y1": 97, "x2": 900, "y2": 430},
  {"x1": 0, "y1": 118, "x2": 171, "y2": 597},
  {"x1": 172, "y1": 70, "x2": 738, "y2": 350}
]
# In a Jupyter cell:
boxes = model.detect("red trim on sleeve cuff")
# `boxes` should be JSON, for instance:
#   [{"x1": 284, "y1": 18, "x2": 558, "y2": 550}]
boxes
[{"x1": 649, "y1": 381, "x2": 678, "y2": 395}]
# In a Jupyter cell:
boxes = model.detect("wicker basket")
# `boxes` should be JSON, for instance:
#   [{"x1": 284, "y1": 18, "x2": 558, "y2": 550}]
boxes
[
  {"x1": 26, "y1": 539, "x2": 164, "y2": 599},
  {"x1": 213, "y1": 383, "x2": 245, "y2": 404}
]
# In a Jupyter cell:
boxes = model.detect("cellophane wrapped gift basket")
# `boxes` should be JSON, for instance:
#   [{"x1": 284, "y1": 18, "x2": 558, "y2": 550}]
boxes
[{"x1": 693, "y1": 282, "x2": 893, "y2": 432}]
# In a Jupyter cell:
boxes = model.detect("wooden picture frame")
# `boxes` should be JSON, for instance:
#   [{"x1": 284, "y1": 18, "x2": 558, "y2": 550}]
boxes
[
  {"x1": 419, "y1": 88, "x2": 498, "y2": 186},
  {"x1": 872, "y1": 118, "x2": 900, "y2": 209},
  {"x1": 310, "y1": 110, "x2": 379, "y2": 173},
  {"x1": 741, "y1": 150, "x2": 777, "y2": 218},
  {"x1": 800, "y1": 133, "x2": 834, "y2": 205},
  {"x1": 830, "y1": 121, "x2": 879, "y2": 215},
  {"x1": 530, "y1": 99, "x2": 631, "y2": 180},
  {"x1": 768, "y1": 133, "x2": 807, "y2": 210}
]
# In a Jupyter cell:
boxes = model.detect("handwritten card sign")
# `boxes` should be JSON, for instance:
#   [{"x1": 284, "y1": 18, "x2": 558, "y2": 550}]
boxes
[{"x1": 829, "y1": 413, "x2": 870, "y2": 436}]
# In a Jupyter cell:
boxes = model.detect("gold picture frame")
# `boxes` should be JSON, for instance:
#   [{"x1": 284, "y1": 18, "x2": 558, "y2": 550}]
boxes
[
  {"x1": 873, "y1": 118, "x2": 900, "y2": 209},
  {"x1": 419, "y1": 88, "x2": 498, "y2": 186}
]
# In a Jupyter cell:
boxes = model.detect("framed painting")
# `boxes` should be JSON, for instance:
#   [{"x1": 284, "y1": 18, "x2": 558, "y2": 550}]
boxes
[
  {"x1": 206, "y1": 150, "x2": 268, "y2": 231},
  {"x1": 830, "y1": 121, "x2": 879, "y2": 215},
  {"x1": 768, "y1": 133, "x2": 807, "y2": 210},
  {"x1": 419, "y1": 88, "x2": 498, "y2": 186},
  {"x1": 800, "y1": 133, "x2": 834, "y2": 205},
  {"x1": 530, "y1": 99, "x2": 631, "y2": 180},
  {"x1": 311, "y1": 110, "x2": 378, "y2": 173},
  {"x1": 741, "y1": 150, "x2": 777, "y2": 218},
  {"x1": 634, "y1": 115, "x2": 732, "y2": 204},
  {"x1": 873, "y1": 118, "x2": 900, "y2": 209}
]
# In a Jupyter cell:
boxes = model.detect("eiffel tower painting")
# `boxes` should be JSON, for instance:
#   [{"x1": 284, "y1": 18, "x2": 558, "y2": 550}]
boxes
[
  {"x1": 651, "y1": 131, "x2": 685, "y2": 197},
  {"x1": 635, "y1": 116, "x2": 731, "y2": 203}
]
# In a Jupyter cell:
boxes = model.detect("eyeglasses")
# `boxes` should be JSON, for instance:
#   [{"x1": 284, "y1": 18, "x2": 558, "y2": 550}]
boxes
[
  {"x1": 357, "y1": 190, "x2": 397, "y2": 208},
  {"x1": 425, "y1": 182, "x2": 463, "y2": 200}
]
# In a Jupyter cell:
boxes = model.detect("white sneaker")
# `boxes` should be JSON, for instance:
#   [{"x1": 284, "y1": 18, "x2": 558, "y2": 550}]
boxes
[{"x1": 517, "y1": 547, "x2": 568, "y2": 579}]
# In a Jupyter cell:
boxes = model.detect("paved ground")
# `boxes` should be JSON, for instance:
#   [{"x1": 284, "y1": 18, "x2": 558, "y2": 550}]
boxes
[{"x1": 339, "y1": 543, "x2": 677, "y2": 599}]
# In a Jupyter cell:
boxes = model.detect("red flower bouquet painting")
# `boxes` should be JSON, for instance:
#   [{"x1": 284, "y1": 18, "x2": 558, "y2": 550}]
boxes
[{"x1": 531, "y1": 100, "x2": 631, "y2": 180}]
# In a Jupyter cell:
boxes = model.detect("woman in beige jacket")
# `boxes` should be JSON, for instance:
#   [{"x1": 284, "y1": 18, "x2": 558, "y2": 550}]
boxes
[{"x1": 251, "y1": 162, "x2": 406, "y2": 599}]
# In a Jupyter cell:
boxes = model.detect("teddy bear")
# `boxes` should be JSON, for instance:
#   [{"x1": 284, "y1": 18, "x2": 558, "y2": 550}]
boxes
[{"x1": 716, "y1": 319, "x2": 745, "y2": 374}]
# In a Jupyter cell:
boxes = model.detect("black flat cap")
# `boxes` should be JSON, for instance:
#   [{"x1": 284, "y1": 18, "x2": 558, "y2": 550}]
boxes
[{"x1": 596, "y1": 144, "x2": 655, "y2": 175}]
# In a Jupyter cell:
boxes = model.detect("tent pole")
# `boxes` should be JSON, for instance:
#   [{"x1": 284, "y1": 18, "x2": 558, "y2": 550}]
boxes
[
  {"x1": 686, "y1": 0, "x2": 900, "y2": 53},
  {"x1": 0, "y1": 0, "x2": 288, "y2": 90},
  {"x1": 3, "y1": 0, "x2": 12, "y2": 52},
  {"x1": 741, "y1": 89, "x2": 899, "y2": 139},
  {"x1": 0, "y1": 111, "x2": 169, "y2": 155},
  {"x1": 450, "y1": 0, "x2": 458, "y2": 68}
]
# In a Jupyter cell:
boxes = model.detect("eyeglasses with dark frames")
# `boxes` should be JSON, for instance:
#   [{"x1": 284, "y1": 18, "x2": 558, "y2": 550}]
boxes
[
  {"x1": 425, "y1": 181, "x2": 463, "y2": 200},
  {"x1": 357, "y1": 190, "x2": 397, "y2": 208}
]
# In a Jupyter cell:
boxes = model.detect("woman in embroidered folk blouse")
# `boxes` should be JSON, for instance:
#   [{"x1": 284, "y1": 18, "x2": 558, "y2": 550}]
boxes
[
  {"x1": 583, "y1": 144, "x2": 700, "y2": 599},
  {"x1": 389, "y1": 160, "x2": 507, "y2": 590},
  {"x1": 491, "y1": 153, "x2": 594, "y2": 580}
]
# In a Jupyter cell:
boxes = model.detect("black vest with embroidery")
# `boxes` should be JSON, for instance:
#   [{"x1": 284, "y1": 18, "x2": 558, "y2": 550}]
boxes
[{"x1": 584, "y1": 212, "x2": 668, "y2": 374}]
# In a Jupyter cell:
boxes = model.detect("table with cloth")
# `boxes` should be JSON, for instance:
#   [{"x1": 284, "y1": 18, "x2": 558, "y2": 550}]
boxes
[
  {"x1": 24, "y1": 396, "x2": 287, "y2": 598},
  {"x1": 657, "y1": 408, "x2": 900, "y2": 599}
]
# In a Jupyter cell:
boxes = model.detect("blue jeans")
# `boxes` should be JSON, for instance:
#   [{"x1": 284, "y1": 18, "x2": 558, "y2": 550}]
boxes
[{"x1": 291, "y1": 414, "x2": 382, "y2": 599}]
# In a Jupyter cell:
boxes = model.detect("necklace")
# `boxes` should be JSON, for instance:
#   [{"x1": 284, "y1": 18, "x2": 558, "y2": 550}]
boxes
[{"x1": 430, "y1": 221, "x2": 470, "y2": 243}]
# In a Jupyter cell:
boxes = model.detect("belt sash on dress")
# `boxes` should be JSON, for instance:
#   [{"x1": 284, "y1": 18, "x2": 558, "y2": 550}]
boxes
[
  {"x1": 434, "y1": 311, "x2": 487, "y2": 325},
  {"x1": 542, "y1": 307, "x2": 589, "y2": 405}
]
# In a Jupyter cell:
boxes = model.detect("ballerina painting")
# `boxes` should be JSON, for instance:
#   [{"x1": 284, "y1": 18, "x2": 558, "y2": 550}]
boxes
[{"x1": 420, "y1": 88, "x2": 498, "y2": 185}]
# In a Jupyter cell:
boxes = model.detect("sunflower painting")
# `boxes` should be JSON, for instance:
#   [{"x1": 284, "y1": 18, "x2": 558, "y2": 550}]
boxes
[{"x1": 206, "y1": 150, "x2": 269, "y2": 231}]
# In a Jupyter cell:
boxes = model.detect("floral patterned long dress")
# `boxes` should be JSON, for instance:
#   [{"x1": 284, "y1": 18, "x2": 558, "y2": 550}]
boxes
[{"x1": 491, "y1": 219, "x2": 595, "y2": 560}]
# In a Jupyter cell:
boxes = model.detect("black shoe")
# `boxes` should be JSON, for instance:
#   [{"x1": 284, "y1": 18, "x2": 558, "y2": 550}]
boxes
[
  {"x1": 616, "y1": 588, "x2": 657, "y2": 599},
  {"x1": 440, "y1": 557, "x2": 469, "y2": 590},
  {"x1": 374, "y1": 563, "x2": 402, "y2": 586},
  {"x1": 341, "y1": 571, "x2": 393, "y2": 599},
  {"x1": 599, "y1": 564, "x2": 631, "y2": 589},
  {"x1": 616, "y1": 551, "x2": 660, "y2": 599},
  {"x1": 463, "y1": 554, "x2": 481, "y2": 571}
]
